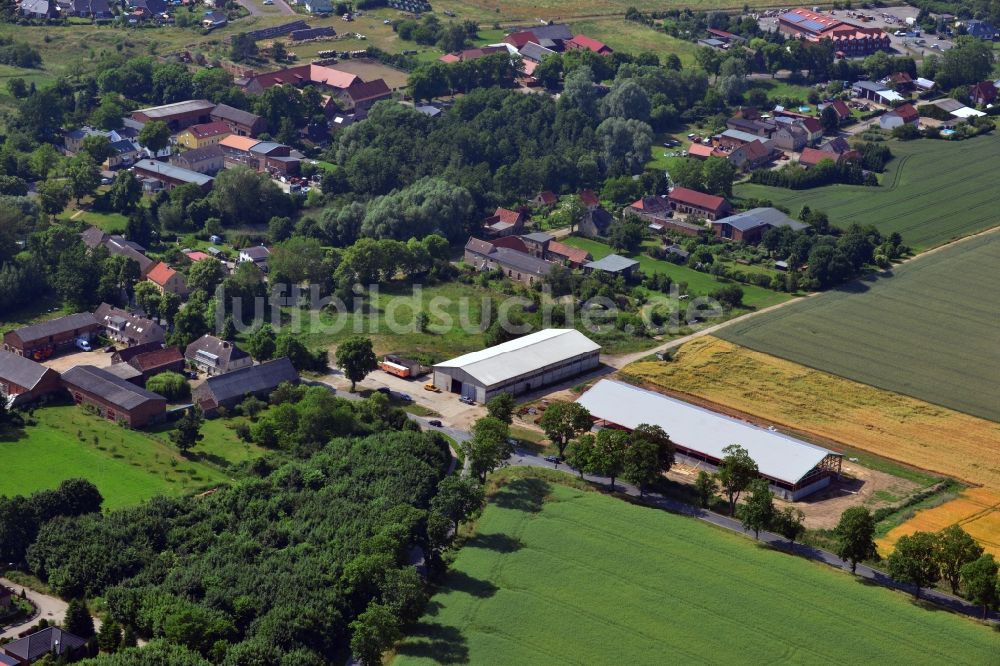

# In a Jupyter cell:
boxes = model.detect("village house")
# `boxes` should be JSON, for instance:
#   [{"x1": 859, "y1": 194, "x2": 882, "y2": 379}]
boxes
[
  {"x1": 729, "y1": 140, "x2": 774, "y2": 171},
  {"x1": 464, "y1": 238, "x2": 553, "y2": 286},
  {"x1": 61, "y1": 365, "x2": 167, "y2": 427},
  {"x1": 818, "y1": 99, "x2": 852, "y2": 124},
  {"x1": 504, "y1": 23, "x2": 573, "y2": 51},
  {"x1": 482, "y1": 207, "x2": 526, "y2": 238},
  {"x1": 146, "y1": 262, "x2": 188, "y2": 297},
  {"x1": 3, "y1": 313, "x2": 102, "y2": 359},
  {"x1": 185, "y1": 335, "x2": 253, "y2": 376},
  {"x1": 93, "y1": 303, "x2": 165, "y2": 347},
  {"x1": 175, "y1": 120, "x2": 232, "y2": 150},
  {"x1": 566, "y1": 35, "x2": 613, "y2": 54},
  {"x1": 238, "y1": 245, "x2": 271, "y2": 271},
  {"x1": 970, "y1": 81, "x2": 998, "y2": 107},
  {"x1": 111, "y1": 340, "x2": 164, "y2": 365},
  {"x1": 133, "y1": 159, "x2": 214, "y2": 193},
  {"x1": 667, "y1": 187, "x2": 731, "y2": 221},
  {"x1": 879, "y1": 103, "x2": 920, "y2": 130},
  {"x1": 126, "y1": 346, "x2": 185, "y2": 380},
  {"x1": 193, "y1": 357, "x2": 299, "y2": 414},
  {"x1": 576, "y1": 206, "x2": 614, "y2": 238},
  {"x1": 80, "y1": 226, "x2": 155, "y2": 277},
  {"x1": 710, "y1": 207, "x2": 809, "y2": 244},
  {"x1": 0, "y1": 351, "x2": 62, "y2": 408},
  {"x1": 532, "y1": 191, "x2": 559, "y2": 208},
  {"x1": 171, "y1": 144, "x2": 225, "y2": 175},
  {"x1": 778, "y1": 8, "x2": 889, "y2": 56},
  {"x1": 769, "y1": 123, "x2": 808, "y2": 152},
  {"x1": 210, "y1": 103, "x2": 267, "y2": 137},
  {"x1": 799, "y1": 146, "x2": 847, "y2": 168},
  {"x1": 1, "y1": 627, "x2": 88, "y2": 665}
]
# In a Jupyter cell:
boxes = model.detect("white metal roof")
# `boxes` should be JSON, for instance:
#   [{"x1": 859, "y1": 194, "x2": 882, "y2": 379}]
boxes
[
  {"x1": 952, "y1": 107, "x2": 986, "y2": 118},
  {"x1": 575, "y1": 379, "x2": 837, "y2": 485},
  {"x1": 435, "y1": 329, "x2": 600, "y2": 387}
]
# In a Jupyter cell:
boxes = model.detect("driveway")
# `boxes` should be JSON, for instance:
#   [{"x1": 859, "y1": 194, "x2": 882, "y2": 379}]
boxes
[
  {"x1": 0, "y1": 578, "x2": 102, "y2": 640},
  {"x1": 41, "y1": 348, "x2": 114, "y2": 373}
]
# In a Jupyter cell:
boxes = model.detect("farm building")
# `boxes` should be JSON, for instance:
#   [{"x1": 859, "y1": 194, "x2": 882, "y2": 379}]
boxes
[
  {"x1": 171, "y1": 145, "x2": 225, "y2": 175},
  {"x1": 433, "y1": 329, "x2": 600, "y2": 403},
  {"x1": 127, "y1": 346, "x2": 185, "y2": 379},
  {"x1": 210, "y1": 103, "x2": 267, "y2": 137},
  {"x1": 778, "y1": 8, "x2": 889, "y2": 56},
  {"x1": 193, "y1": 357, "x2": 299, "y2": 413},
  {"x1": 185, "y1": 335, "x2": 253, "y2": 376},
  {"x1": 0, "y1": 351, "x2": 61, "y2": 407},
  {"x1": 81, "y1": 226, "x2": 155, "y2": 277},
  {"x1": 61, "y1": 365, "x2": 167, "y2": 427},
  {"x1": 175, "y1": 121, "x2": 232, "y2": 150},
  {"x1": 667, "y1": 187, "x2": 731, "y2": 221},
  {"x1": 584, "y1": 254, "x2": 639, "y2": 278},
  {"x1": 131, "y1": 99, "x2": 215, "y2": 130},
  {"x1": 3, "y1": 313, "x2": 102, "y2": 359},
  {"x1": 575, "y1": 380, "x2": 842, "y2": 500},
  {"x1": 94, "y1": 303, "x2": 165, "y2": 347},
  {"x1": 133, "y1": 160, "x2": 214, "y2": 193},
  {"x1": 711, "y1": 207, "x2": 808, "y2": 244}
]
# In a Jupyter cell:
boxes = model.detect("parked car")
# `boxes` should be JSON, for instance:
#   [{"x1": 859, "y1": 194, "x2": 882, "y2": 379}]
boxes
[
  {"x1": 424, "y1": 383, "x2": 441, "y2": 393},
  {"x1": 459, "y1": 396, "x2": 475, "y2": 405},
  {"x1": 376, "y1": 387, "x2": 391, "y2": 394},
  {"x1": 100, "y1": 177, "x2": 113, "y2": 185},
  {"x1": 544, "y1": 455, "x2": 562, "y2": 464},
  {"x1": 428, "y1": 419, "x2": 442, "y2": 427},
  {"x1": 397, "y1": 393, "x2": 413, "y2": 402},
  {"x1": 75, "y1": 338, "x2": 92, "y2": 352}
]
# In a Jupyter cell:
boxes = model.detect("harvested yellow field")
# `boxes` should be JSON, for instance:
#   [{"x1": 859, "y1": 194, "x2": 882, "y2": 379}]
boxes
[
  {"x1": 877, "y1": 489, "x2": 1000, "y2": 557},
  {"x1": 623, "y1": 337, "x2": 1000, "y2": 489}
]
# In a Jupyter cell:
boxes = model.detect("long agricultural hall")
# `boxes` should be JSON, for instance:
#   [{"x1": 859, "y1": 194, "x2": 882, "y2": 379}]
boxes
[{"x1": 575, "y1": 379, "x2": 842, "y2": 500}]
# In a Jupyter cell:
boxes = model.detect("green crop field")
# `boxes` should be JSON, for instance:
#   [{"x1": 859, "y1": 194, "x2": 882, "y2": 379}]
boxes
[
  {"x1": 0, "y1": 405, "x2": 257, "y2": 509},
  {"x1": 717, "y1": 230, "x2": 1000, "y2": 422},
  {"x1": 396, "y1": 475, "x2": 999, "y2": 665},
  {"x1": 561, "y1": 236, "x2": 792, "y2": 309},
  {"x1": 735, "y1": 133, "x2": 1000, "y2": 252},
  {"x1": 434, "y1": 0, "x2": 783, "y2": 22}
]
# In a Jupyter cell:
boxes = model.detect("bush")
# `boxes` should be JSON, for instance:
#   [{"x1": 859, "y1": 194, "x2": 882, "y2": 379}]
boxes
[{"x1": 145, "y1": 372, "x2": 190, "y2": 401}]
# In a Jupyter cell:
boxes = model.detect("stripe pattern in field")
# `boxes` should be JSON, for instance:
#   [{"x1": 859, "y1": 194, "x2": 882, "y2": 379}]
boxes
[
  {"x1": 395, "y1": 480, "x2": 999, "y2": 665},
  {"x1": 878, "y1": 488, "x2": 1000, "y2": 557},
  {"x1": 734, "y1": 133, "x2": 1000, "y2": 250},
  {"x1": 717, "y1": 231, "x2": 1000, "y2": 422}
]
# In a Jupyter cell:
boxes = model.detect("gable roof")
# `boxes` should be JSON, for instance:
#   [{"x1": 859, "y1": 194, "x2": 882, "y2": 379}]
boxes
[
  {"x1": 799, "y1": 146, "x2": 839, "y2": 167},
  {"x1": 128, "y1": 346, "x2": 184, "y2": 372},
  {"x1": 197, "y1": 357, "x2": 298, "y2": 404},
  {"x1": 183, "y1": 121, "x2": 232, "y2": 140},
  {"x1": 546, "y1": 240, "x2": 590, "y2": 265},
  {"x1": 345, "y1": 78, "x2": 391, "y2": 103},
  {"x1": 174, "y1": 144, "x2": 224, "y2": 165},
  {"x1": 93, "y1": 303, "x2": 165, "y2": 345},
  {"x1": 185, "y1": 334, "x2": 250, "y2": 369},
  {"x1": 147, "y1": 262, "x2": 178, "y2": 287},
  {"x1": 436, "y1": 328, "x2": 598, "y2": 386},
  {"x1": 61, "y1": 365, "x2": 166, "y2": 410},
  {"x1": 714, "y1": 207, "x2": 808, "y2": 232},
  {"x1": 6, "y1": 313, "x2": 99, "y2": 346},
  {"x1": 800, "y1": 117, "x2": 822, "y2": 133},
  {"x1": 493, "y1": 207, "x2": 523, "y2": 225},
  {"x1": 830, "y1": 99, "x2": 851, "y2": 118},
  {"x1": 133, "y1": 99, "x2": 214, "y2": 120},
  {"x1": 820, "y1": 136, "x2": 851, "y2": 154},
  {"x1": 721, "y1": 128, "x2": 763, "y2": 145},
  {"x1": 519, "y1": 41, "x2": 556, "y2": 62},
  {"x1": 583, "y1": 207, "x2": 613, "y2": 234},
  {"x1": 530, "y1": 23, "x2": 573, "y2": 42},
  {"x1": 308, "y1": 64, "x2": 359, "y2": 89},
  {"x1": 890, "y1": 103, "x2": 919, "y2": 123},
  {"x1": 0, "y1": 351, "x2": 54, "y2": 391},
  {"x1": 133, "y1": 160, "x2": 213, "y2": 187},
  {"x1": 629, "y1": 196, "x2": 668, "y2": 212},
  {"x1": 81, "y1": 225, "x2": 109, "y2": 248},
  {"x1": 241, "y1": 245, "x2": 271, "y2": 260},
  {"x1": 668, "y1": 186, "x2": 728, "y2": 214},
  {"x1": 219, "y1": 135, "x2": 261, "y2": 152},
  {"x1": 490, "y1": 247, "x2": 553, "y2": 276},
  {"x1": 534, "y1": 190, "x2": 558, "y2": 204},
  {"x1": 586, "y1": 254, "x2": 639, "y2": 272},
  {"x1": 578, "y1": 189, "x2": 600, "y2": 207},
  {"x1": 688, "y1": 142, "x2": 725, "y2": 159},
  {"x1": 465, "y1": 237, "x2": 494, "y2": 256},
  {"x1": 210, "y1": 103, "x2": 264, "y2": 128},
  {"x1": 568, "y1": 35, "x2": 611, "y2": 53}
]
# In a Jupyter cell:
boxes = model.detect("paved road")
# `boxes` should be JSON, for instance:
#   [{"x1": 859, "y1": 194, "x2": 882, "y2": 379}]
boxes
[
  {"x1": 234, "y1": 0, "x2": 294, "y2": 17},
  {"x1": 506, "y1": 451, "x2": 1000, "y2": 624}
]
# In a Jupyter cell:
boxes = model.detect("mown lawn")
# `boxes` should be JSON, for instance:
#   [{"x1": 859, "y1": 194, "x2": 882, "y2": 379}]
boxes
[
  {"x1": 561, "y1": 236, "x2": 791, "y2": 309},
  {"x1": 569, "y1": 18, "x2": 699, "y2": 67},
  {"x1": 734, "y1": 133, "x2": 1000, "y2": 251},
  {"x1": 396, "y1": 475, "x2": 999, "y2": 665},
  {"x1": 716, "y1": 230, "x2": 1000, "y2": 423},
  {"x1": 0, "y1": 405, "x2": 238, "y2": 509}
]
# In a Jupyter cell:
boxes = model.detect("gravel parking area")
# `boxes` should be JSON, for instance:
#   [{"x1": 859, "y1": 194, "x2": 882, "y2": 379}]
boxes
[{"x1": 41, "y1": 348, "x2": 114, "y2": 373}]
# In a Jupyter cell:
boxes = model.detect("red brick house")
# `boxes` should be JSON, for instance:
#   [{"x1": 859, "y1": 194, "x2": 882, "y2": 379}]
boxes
[
  {"x1": 61, "y1": 365, "x2": 167, "y2": 427},
  {"x1": 970, "y1": 81, "x2": 997, "y2": 106},
  {"x1": 127, "y1": 346, "x2": 185, "y2": 379},
  {"x1": 3, "y1": 313, "x2": 102, "y2": 359},
  {"x1": 667, "y1": 187, "x2": 731, "y2": 221},
  {"x1": 0, "y1": 351, "x2": 61, "y2": 407},
  {"x1": 482, "y1": 207, "x2": 526, "y2": 238}
]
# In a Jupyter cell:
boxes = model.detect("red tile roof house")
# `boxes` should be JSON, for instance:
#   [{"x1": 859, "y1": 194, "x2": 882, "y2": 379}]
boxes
[
  {"x1": 729, "y1": 139, "x2": 774, "y2": 171},
  {"x1": 146, "y1": 262, "x2": 188, "y2": 297},
  {"x1": 482, "y1": 207, "x2": 526, "y2": 238},
  {"x1": 821, "y1": 99, "x2": 852, "y2": 123},
  {"x1": 532, "y1": 191, "x2": 559, "y2": 207},
  {"x1": 799, "y1": 116, "x2": 824, "y2": 145},
  {"x1": 970, "y1": 81, "x2": 998, "y2": 106},
  {"x1": 127, "y1": 346, "x2": 185, "y2": 380},
  {"x1": 61, "y1": 365, "x2": 167, "y2": 427},
  {"x1": 667, "y1": 187, "x2": 731, "y2": 221},
  {"x1": 0, "y1": 350, "x2": 62, "y2": 408},
  {"x1": 3, "y1": 313, "x2": 102, "y2": 359},
  {"x1": 799, "y1": 146, "x2": 843, "y2": 169},
  {"x1": 566, "y1": 35, "x2": 613, "y2": 54},
  {"x1": 546, "y1": 240, "x2": 591, "y2": 268},
  {"x1": 578, "y1": 189, "x2": 600, "y2": 209},
  {"x1": 878, "y1": 103, "x2": 919, "y2": 131}
]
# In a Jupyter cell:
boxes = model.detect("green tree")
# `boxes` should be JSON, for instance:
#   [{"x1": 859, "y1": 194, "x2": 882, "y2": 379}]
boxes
[
  {"x1": 960, "y1": 554, "x2": 999, "y2": 619},
  {"x1": 564, "y1": 433, "x2": 594, "y2": 479},
  {"x1": 63, "y1": 598, "x2": 95, "y2": 638},
  {"x1": 335, "y1": 335, "x2": 377, "y2": 391},
  {"x1": 430, "y1": 475, "x2": 485, "y2": 531},
  {"x1": 246, "y1": 323, "x2": 277, "y2": 361},
  {"x1": 230, "y1": 32, "x2": 259, "y2": 62},
  {"x1": 774, "y1": 506, "x2": 805, "y2": 545},
  {"x1": 80, "y1": 134, "x2": 115, "y2": 165},
  {"x1": 820, "y1": 104, "x2": 839, "y2": 134},
  {"x1": 120, "y1": 624, "x2": 138, "y2": 649},
  {"x1": 538, "y1": 401, "x2": 591, "y2": 458},
  {"x1": 600, "y1": 78, "x2": 650, "y2": 122},
  {"x1": 694, "y1": 470, "x2": 715, "y2": 509},
  {"x1": 596, "y1": 117, "x2": 653, "y2": 177},
  {"x1": 275, "y1": 332, "x2": 325, "y2": 372},
  {"x1": 738, "y1": 478, "x2": 774, "y2": 539},
  {"x1": 702, "y1": 157, "x2": 736, "y2": 197},
  {"x1": 133, "y1": 281, "x2": 161, "y2": 320},
  {"x1": 462, "y1": 416, "x2": 512, "y2": 482},
  {"x1": 607, "y1": 219, "x2": 645, "y2": 253},
  {"x1": 887, "y1": 531, "x2": 941, "y2": 598},
  {"x1": 170, "y1": 407, "x2": 205, "y2": 454},
  {"x1": 716, "y1": 444, "x2": 758, "y2": 516},
  {"x1": 623, "y1": 423, "x2": 675, "y2": 496},
  {"x1": 187, "y1": 258, "x2": 225, "y2": 295},
  {"x1": 138, "y1": 120, "x2": 171, "y2": 155},
  {"x1": 97, "y1": 619, "x2": 122, "y2": 653},
  {"x1": 146, "y1": 371, "x2": 190, "y2": 401},
  {"x1": 935, "y1": 525, "x2": 983, "y2": 594},
  {"x1": 37, "y1": 179, "x2": 70, "y2": 218},
  {"x1": 108, "y1": 171, "x2": 142, "y2": 213},
  {"x1": 350, "y1": 603, "x2": 400, "y2": 666},
  {"x1": 590, "y1": 427, "x2": 629, "y2": 490},
  {"x1": 67, "y1": 154, "x2": 100, "y2": 204},
  {"x1": 485, "y1": 392, "x2": 515, "y2": 424},
  {"x1": 834, "y1": 506, "x2": 879, "y2": 574}
]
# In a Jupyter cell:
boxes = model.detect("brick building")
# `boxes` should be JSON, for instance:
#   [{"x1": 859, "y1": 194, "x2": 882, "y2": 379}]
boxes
[
  {"x1": 61, "y1": 365, "x2": 167, "y2": 427},
  {"x1": 3, "y1": 313, "x2": 102, "y2": 359},
  {"x1": 0, "y1": 351, "x2": 62, "y2": 407}
]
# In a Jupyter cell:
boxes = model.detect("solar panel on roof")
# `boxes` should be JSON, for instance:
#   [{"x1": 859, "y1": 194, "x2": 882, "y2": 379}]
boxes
[
  {"x1": 782, "y1": 12, "x2": 805, "y2": 23},
  {"x1": 802, "y1": 19, "x2": 826, "y2": 31}
]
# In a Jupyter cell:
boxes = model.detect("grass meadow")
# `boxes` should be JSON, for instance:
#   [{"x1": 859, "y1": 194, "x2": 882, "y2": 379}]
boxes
[
  {"x1": 716, "y1": 231, "x2": 1000, "y2": 422},
  {"x1": 395, "y1": 474, "x2": 1000, "y2": 665},
  {"x1": 560, "y1": 236, "x2": 792, "y2": 309},
  {"x1": 735, "y1": 133, "x2": 1000, "y2": 251},
  {"x1": 0, "y1": 405, "x2": 263, "y2": 509},
  {"x1": 433, "y1": 0, "x2": 781, "y2": 22},
  {"x1": 624, "y1": 337, "x2": 1000, "y2": 490}
]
